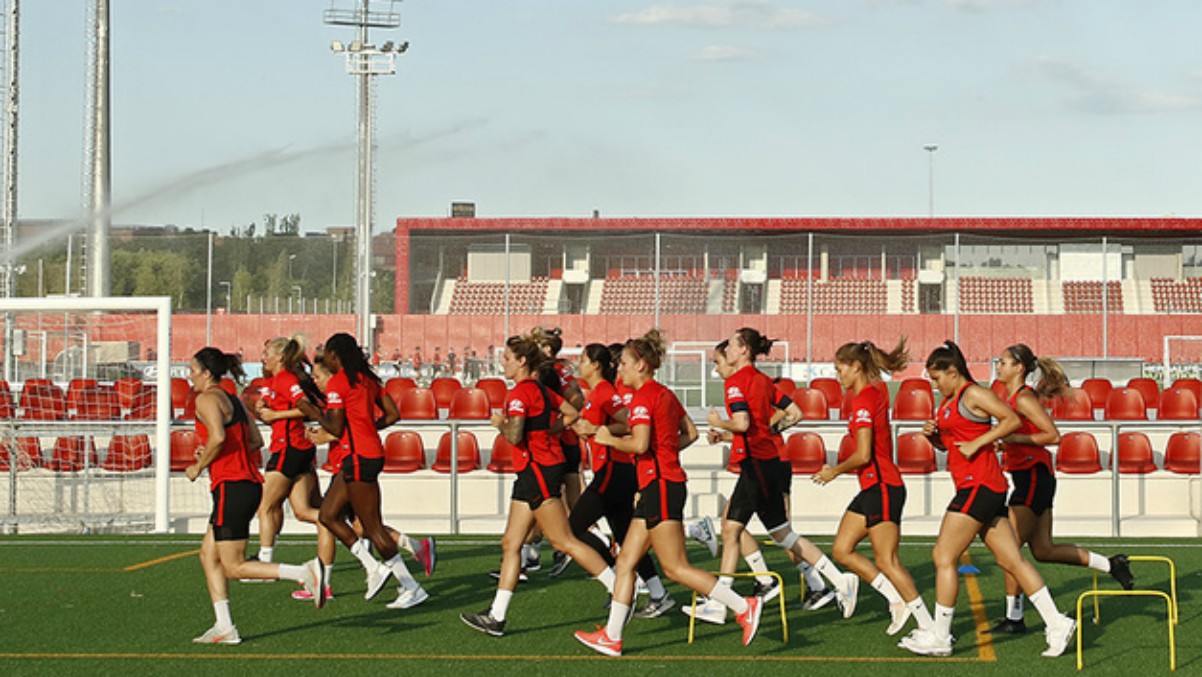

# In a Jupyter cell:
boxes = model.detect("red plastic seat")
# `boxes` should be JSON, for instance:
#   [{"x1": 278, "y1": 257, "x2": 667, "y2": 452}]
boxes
[
  {"x1": 808, "y1": 378, "x2": 843, "y2": 415},
  {"x1": 170, "y1": 378, "x2": 192, "y2": 413},
  {"x1": 839, "y1": 388, "x2": 855, "y2": 420},
  {"x1": 432, "y1": 430, "x2": 480, "y2": 473},
  {"x1": 893, "y1": 387, "x2": 934, "y2": 421},
  {"x1": 127, "y1": 388, "x2": 158, "y2": 420},
  {"x1": 792, "y1": 388, "x2": 829, "y2": 421},
  {"x1": 774, "y1": 378, "x2": 798, "y2": 397},
  {"x1": 782, "y1": 433, "x2": 826, "y2": 474},
  {"x1": 476, "y1": 378, "x2": 508, "y2": 410},
  {"x1": 47, "y1": 436, "x2": 98, "y2": 472},
  {"x1": 1080, "y1": 379, "x2": 1113, "y2": 411},
  {"x1": 429, "y1": 378, "x2": 463, "y2": 409},
  {"x1": 102, "y1": 435, "x2": 153, "y2": 472},
  {"x1": 1169, "y1": 378, "x2": 1202, "y2": 406},
  {"x1": 1157, "y1": 387, "x2": 1199, "y2": 421},
  {"x1": 0, "y1": 437, "x2": 42, "y2": 472},
  {"x1": 449, "y1": 388, "x2": 491, "y2": 420},
  {"x1": 896, "y1": 432, "x2": 937, "y2": 474},
  {"x1": 1056, "y1": 432, "x2": 1103, "y2": 474},
  {"x1": 76, "y1": 388, "x2": 122, "y2": 421},
  {"x1": 218, "y1": 378, "x2": 238, "y2": 397},
  {"x1": 0, "y1": 387, "x2": 13, "y2": 418},
  {"x1": 1117, "y1": 432, "x2": 1157, "y2": 474},
  {"x1": 1104, "y1": 388, "x2": 1147, "y2": 421},
  {"x1": 20, "y1": 382, "x2": 66, "y2": 420},
  {"x1": 837, "y1": 433, "x2": 856, "y2": 465},
  {"x1": 113, "y1": 377, "x2": 144, "y2": 410},
  {"x1": 1163, "y1": 432, "x2": 1200, "y2": 475},
  {"x1": 1126, "y1": 378, "x2": 1160, "y2": 410},
  {"x1": 1050, "y1": 387, "x2": 1094, "y2": 421},
  {"x1": 399, "y1": 387, "x2": 438, "y2": 420},
  {"x1": 487, "y1": 433, "x2": 518, "y2": 473},
  {"x1": 382, "y1": 430, "x2": 425, "y2": 473},
  {"x1": 170, "y1": 429, "x2": 201, "y2": 471},
  {"x1": 384, "y1": 377, "x2": 417, "y2": 405},
  {"x1": 179, "y1": 390, "x2": 198, "y2": 421},
  {"x1": 66, "y1": 378, "x2": 99, "y2": 410}
]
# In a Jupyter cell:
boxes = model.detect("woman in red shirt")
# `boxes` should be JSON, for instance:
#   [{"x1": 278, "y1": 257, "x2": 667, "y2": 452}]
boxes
[
  {"x1": 461, "y1": 334, "x2": 616, "y2": 638},
  {"x1": 186, "y1": 347, "x2": 320, "y2": 644},
  {"x1": 900, "y1": 341, "x2": 1076, "y2": 659},
  {"x1": 575, "y1": 329, "x2": 763, "y2": 657},
  {"x1": 991, "y1": 344, "x2": 1133, "y2": 633},
  {"x1": 812, "y1": 339, "x2": 932, "y2": 637}
]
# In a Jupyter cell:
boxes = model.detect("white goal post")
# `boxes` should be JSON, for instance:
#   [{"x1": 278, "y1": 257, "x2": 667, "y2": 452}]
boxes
[
  {"x1": 1, "y1": 296, "x2": 172, "y2": 532},
  {"x1": 1163, "y1": 335, "x2": 1202, "y2": 388}
]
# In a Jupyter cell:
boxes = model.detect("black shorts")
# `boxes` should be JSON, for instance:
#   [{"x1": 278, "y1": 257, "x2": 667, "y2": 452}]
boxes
[
  {"x1": 341, "y1": 455, "x2": 384, "y2": 483},
  {"x1": 210, "y1": 481, "x2": 262, "y2": 541},
  {"x1": 847, "y1": 483, "x2": 907, "y2": 528},
  {"x1": 265, "y1": 446, "x2": 316, "y2": 479},
  {"x1": 562, "y1": 442, "x2": 582, "y2": 475},
  {"x1": 726, "y1": 457, "x2": 790, "y2": 530},
  {"x1": 512, "y1": 462, "x2": 566, "y2": 509},
  {"x1": 587, "y1": 461, "x2": 638, "y2": 502},
  {"x1": 633, "y1": 479, "x2": 687, "y2": 529},
  {"x1": 1007, "y1": 463, "x2": 1057, "y2": 516},
  {"x1": 947, "y1": 485, "x2": 1009, "y2": 524}
]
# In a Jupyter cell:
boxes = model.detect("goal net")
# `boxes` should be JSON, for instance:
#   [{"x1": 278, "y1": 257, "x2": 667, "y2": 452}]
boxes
[
  {"x1": 0, "y1": 296, "x2": 172, "y2": 533},
  {"x1": 1162, "y1": 335, "x2": 1202, "y2": 387}
]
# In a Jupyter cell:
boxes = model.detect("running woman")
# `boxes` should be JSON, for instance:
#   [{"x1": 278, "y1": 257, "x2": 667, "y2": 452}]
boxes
[
  {"x1": 900, "y1": 341, "x2": 1076, "y2": 658},
  {"x1": 990, "y1": 344, "x2": 1133, "y2": 633},
  {"x1": 461, "y1": 334, "x2": 618, "y2": 637},
  {"x1": 297, "y1": 333, "x2": 429, "y2": 610},
  {"x1": 186, "y1": 347, "x2": 321, "y2": 644},
  {"x1": 575, "y1": 330, "x2": 763, "y2": 657},
  {"x1": 811, "y1": 339, "x2": 934, "y2": 636}
]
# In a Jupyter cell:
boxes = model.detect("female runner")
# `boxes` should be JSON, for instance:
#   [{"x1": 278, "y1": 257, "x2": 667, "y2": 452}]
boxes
[
  {"x1": 812, "y1": 339, "x2": 933, "y2": 636},
  {"x1": 990, "y1": 344, "x2": 1133, "y2": 633},
  {"x1": 186, "y1": 347, "x2": 321, "y2": 643},
  {"x1": 900, "y1": 341, "x2": 1076, "y2": 658},
  {"x1": 574, "y1": 330, "x2": 762, "y2": 657}
]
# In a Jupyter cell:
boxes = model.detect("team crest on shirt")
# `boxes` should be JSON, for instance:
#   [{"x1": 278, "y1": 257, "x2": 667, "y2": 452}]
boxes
[
  {"x1": 611, "y1": 395, "x2": 623, "y2": 408},
  {"x1": 327, "y1": 392, "x2": 342, "y2": 405},
  {"x1": 289, "y1": 384, "x2": 303, "y2": 398},
  {"x1": 632, "y1": 405, "x2": 649, "y2": 418},
  {"x1": 509, "y1": 400, "x2": 526, "y2": 414},
  {"x1": 854, "y1": 408, "x2": 872, "y2": 424},
  {"x1": 726, "y1": 386, "x2": 744, "y2": 399}
]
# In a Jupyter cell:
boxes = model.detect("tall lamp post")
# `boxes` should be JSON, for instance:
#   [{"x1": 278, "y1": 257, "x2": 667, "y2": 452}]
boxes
[
  {"x1": 923, "y1": 144, "x2": 938, "y2": 218},
  {"x1": 288, "y1": 253, "x2": 297, "y2": 279},
  {"x1": 219, "y1": 281, "x2": 232, "y2": 313}
]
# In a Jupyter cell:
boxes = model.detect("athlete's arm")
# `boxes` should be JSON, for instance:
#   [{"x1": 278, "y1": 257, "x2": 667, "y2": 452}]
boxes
[
  {"x1": 595, "y1": 422, "x2": 650, "y2": 455},
  {"x1": 376, "y1": 392, "x2": 400, "y2": 429},
  {"x1": 770, "y1": 401, "x2": 803, "y2": 434},
  {"x1": 678, "y1": 413, "x2": 699, "y2": 450},
  {"x1": 1004, "y1": 389, "x2": 1061, "y2": 447},
  {"x1": 957, "y1": 385, "x2": 1021, "y2": 458},
  {"x1": 814, "y1": 426, "x2": 871, "y2": 485},
  {"x1": 186, "y1": 392, "x2": 225, "y2": 481},
  {"x1": 707, "y1": 407, "x2": 750, "y2": 433}
]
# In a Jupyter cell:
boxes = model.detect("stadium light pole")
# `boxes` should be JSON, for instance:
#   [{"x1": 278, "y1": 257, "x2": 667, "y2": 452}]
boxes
[
  {"x1": 219, "y1": 280, "x2": 232, "y2": 313},
  {"x1": 288, "y1": 253, "x2": 296, "y2": 279},
  {"x1": 923, "y1": 144, "x2": 938, "y2": 218}
]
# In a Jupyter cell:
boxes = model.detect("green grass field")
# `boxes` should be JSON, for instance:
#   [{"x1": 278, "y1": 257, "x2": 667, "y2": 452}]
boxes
[{"x1": 0, "y1": 535, "x2": 1194, "y2": 676}]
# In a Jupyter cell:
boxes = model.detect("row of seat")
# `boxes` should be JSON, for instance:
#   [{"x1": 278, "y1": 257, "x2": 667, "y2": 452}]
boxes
[
  {"x1": 0, "y1": 434, "x2": 152, "y2": 473},
  {"x1": 1149, "y1": 278, "x2": 1202, "y2": 314},
  {"x1": 779, "y1": 279, "x2": 888, "y2": 314},
  {"x1": 959, "y1": 277, "x2": 1034, "y2": 314},
  {"x1": 1063, "y1": 280, "x2": 1123, "y2": 314},
  {"x1": 599, "y1": 275, "x2": 709, "y2": 314},
  {"x1": 447, "y1": 277, "x2": 549, "y2": 315}
]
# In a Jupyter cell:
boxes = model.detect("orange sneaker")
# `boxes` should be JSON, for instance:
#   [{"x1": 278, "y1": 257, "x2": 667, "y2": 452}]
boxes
[
  {"x1": 574, "y1": 625, "x2": 622, "y2": 657},
  {"x1": 735, "y1": 596, "x2": 762, "y2": 646}
]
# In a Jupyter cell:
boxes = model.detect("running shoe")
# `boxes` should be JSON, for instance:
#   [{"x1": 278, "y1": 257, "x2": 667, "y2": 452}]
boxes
[
  {"x1": 291, "y1": 587, "x2": 334, "y2": 603},
  {"x1": 303, "y1": 557, "x2": 326, "y2": 609},
  {"x1": 488, "y1": 568, "x2": 529, "y2": 583},
  {"x1": 836, "y1": 573, "x2": 859, "y2": 619},
  {"x1": 752, "y1": 578, "x2": 781, "y2": 603},
  {"x1": 899, "y1": 628, "x2": 953, "y2": 657},
  {"x1": 460, "y1": 609, "x2": 506, "y2": 637},
  {"x1": 1109, "y1": 554, "x2": 1135, "y2": 590},
  {"x1": 693, "y1": 516, "x2": 719, "y2": 558},
  {"x1": 1042, "y1": 615, "x2": 1077, "y2": 658},
  {"x1": 681, "y1": 596, "x2": 727, "y2": 625},
  {"x1": 987, "y1": 618, "x2": 1027, "y2": 634},
  {"x1": 574, "y1": 626, "x2": 622, "y2": 657},
  {"x1": 802, "y1": 587, "x2": 837, "y2": 611},
  {"x1": 633, "y1": 594, "x2": 676, "y2": 618},
  {"x1": 386, "y1": 585, "x2": 430, "y2": 610},
  {"x1": 735, "y1": 596, "x2": 763, "y2": 646},
  {"x1": 886, "y1": 602, "x2": 911, "y2": 636},
  {"x1": 192, "y1": 625, "x2": 241, "y2": 645},
  {"x1": 548, "y1": 550, "x2": 573, "y2": 578},
  {"x1": 522, "y1": 544, "x2": 541, "y2": 571},
  {"x1": 364, "y1": 561, "x2": 391, "y2": 601},
  {"x1": 416, "y1": 537, "x2": 437, "y2": 577}
]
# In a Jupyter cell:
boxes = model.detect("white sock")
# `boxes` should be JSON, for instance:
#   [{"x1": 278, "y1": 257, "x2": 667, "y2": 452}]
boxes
[
  {"x1": 397, "y1": 533, "x2": 419, "y2": 556},
  {"x1": 1087, "y1": 552, "x2": 1111, "y2": 573},
  {"x1": 258, "y1": 546, "x2": 274, "y2": 563},
  {"x1": 814, "y1": 555, "x2": 843, "y2": 586},
  {"x1": 934, "y1": 603, "x2": 955, "y2": 639},
  {"x1": 490, "y1": 588, "x2": 513, "y2": 622},
  {"x1": 686, "y1": 520, "x2": 702, "y2": 540},
  {"x1": 745, "y1": 550, "x2": 774, "y2": 586},
  {"x1": 1006, "y1": 594, "x2": 1024, "y2": 621},
  {"x1": 798, "y1": 561, "x2": 826, "y2": 591},
  {"x1": 213, "y1": 599, "x2": 233, "y2": 630},
  {"x1": 596, "y1": 567, "x2": 616, "y2": 593},
  {"x1": 385, "y1": 554, "x2": 417, "y2": 591},
  {"x1": 323, "y1": 563, "x2": 334, "y2": 587},
  {"x1": 606, "y1": 601, "x2": 629, "y2": 641},
  {"x1": 350, "y1": 539, "x2": 377, "y2": 571},
  {"x1": 871, "y1": 573, "x2": 903, "y2": 605},
  {"x1": 707, "y1": 581, "x2": 749, "y2": 615},
  {"x1": 1027, "y1": 586, "x2": 1063, "y2": 627},
  {"x1": 718, "y1": 574, "x2": 734, "y2": 589},
  {"x1": 645, "y1": 575, "x2": 667, "y2": 599},
  {"x1": 907, "y1": 597, "x2": 934, "y2": 630},
  {"x1": 277, "y1": 563, "x2": 307, "y2": 584}
]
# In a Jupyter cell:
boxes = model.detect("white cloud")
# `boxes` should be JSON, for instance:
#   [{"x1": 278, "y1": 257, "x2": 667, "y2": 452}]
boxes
[
  {"x1": 691, "y1": 45, "x2": 751, "y2": 61},
  {"x1": 610, "y1": 1, "x2": 824, "y2": 30},
  {"x1": 1028, "y1": 56, "x2": 1202, "y2": 114}
]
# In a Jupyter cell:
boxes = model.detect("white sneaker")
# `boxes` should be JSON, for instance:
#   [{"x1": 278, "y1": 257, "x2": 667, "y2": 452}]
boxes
[
  {"x1": 1041, "y1": 615, "x2": 1077, "y2": 658},
  {"x1": 385, "y1": 585, "x2": 430, "y2": 610},
  {"x1": 302, "y1": 557, "x2": 325, "y2": 609},
  {"x1": 364, "y1": 562, "x2": 391, "y2": 600},
  {"x1": 692, "y1": 517, "x2": 719, "y2": 558},
  {"x1": 192, "y1": 625, "x2": 241, "y2": 645},
  {"x1": 837, "y1": 573, "x2": 859, "y2": 619},
  {"x1": 681, "y1": 596, "x2": 727, "y2": 625},
  {"x1": 899, "y1": 628, "x2": 952, "y2": 657},
  {"x1": 886, "y1": 602, "x2": 911, "y2": 636}
]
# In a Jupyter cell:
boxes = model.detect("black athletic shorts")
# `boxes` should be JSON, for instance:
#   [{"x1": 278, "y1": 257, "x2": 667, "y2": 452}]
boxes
[
  {"x1": 633, "y1": 479, "x2": 686, "y2": 529},
  {"x1": 512, "y1": 462, "x2": 566, "y2": 509},
  {"x1": 265, "y1": 445, "x2": 316, "y2": 479},
  {"x1": 562, "y1": 441, "x2": 582, "y2": 475},
  {"x1": 947, "y1": 485, "x2": 1008, "y2": 524},
  {"x1": 726, "y1": 456, "x2": 790, "y2": 529},
  {"x1": 1007, "y1": 463, "x2": 1057, "y2": 516},
  {"x1": 341, "y1": 455, "x2": 384, "y2": 483},
  {"x1": 847, "y1": 483, "x2": 906, "y2": 528},
  {"x1": 210, "y1": 480, "x2": 262, "y2": 541},
  {"x1": 587, "y1": 461, "x2": 638, "y2": 501}
]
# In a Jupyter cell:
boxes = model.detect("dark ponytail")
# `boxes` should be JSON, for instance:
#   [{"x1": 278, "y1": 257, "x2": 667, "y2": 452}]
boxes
[
  {"x1": 193, "y1": 347, "x2": 245, "y2": 383},
  {"x1": 1006, "y1": 343, "x2": 1070, "y2": 400},
  {"x1": 325, "y1": 333, "x2": 380, "y2": 387},
  {"x1": 925, "y1": 340, "x2": 974, "y2": 383},
  {"x1": 583, "y1": 342, "x2": 617, "y2": 384},
  {"x1": 733, "y1": 327, "x2": 774, "y2": 360}
]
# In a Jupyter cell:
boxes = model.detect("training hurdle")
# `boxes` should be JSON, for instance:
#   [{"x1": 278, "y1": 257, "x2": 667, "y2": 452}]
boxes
[
  {"x1": 688, "y1": 571, "x2": 788, "y2": 644},
  {"x1": 1076, "y1": 589, "x2": 1175, "y2": 671},
  {"x1": 1089, "y1": 555, "x2": 1179, "y2": 626}
]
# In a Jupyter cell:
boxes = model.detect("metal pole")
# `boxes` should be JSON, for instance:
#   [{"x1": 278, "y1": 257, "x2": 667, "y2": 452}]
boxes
[
  {"x1": 654, "y1": 232, "x2": 661, "y2": 327},
  {"x1": 503, "y1": 232, "x2": 510, "y2": 339},
  {"x1": 1110, "y1": 422, "x2": 1120, "y2": 537},
  {"x1": 87, "y1": 0, "x2": 110, "y2": 297},
  {"x1": 205, "y1": 231, "x2": 213, "y2": 345},
  {"x1": 924, "y1": 144, "x2": 938, "y2": 218},
  {"x1": 2, "y1": 0, "x2": 19, "y2": 379},
  {"x1": 806, "y1": 232, "x2": 813, "y2": 381},
  {"x1": 449, "y1": 421, "x2": 459, "y2": 534},
  {"x1": 65, "y1": 234, "x2": 73, "y2": 294},
  {"x1": 953, "y1": 232, "x2": 960, "y2": 345},
  {"x1": 354, "y1": 0, "x2": 373, "y2": 352},
  {"x1": 1101, "y1": 236, "x2": 1109, "y2": 359}
]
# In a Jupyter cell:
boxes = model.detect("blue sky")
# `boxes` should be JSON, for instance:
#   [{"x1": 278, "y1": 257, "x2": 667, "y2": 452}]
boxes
[{"x1": 18, "y1": 0, "x2": 1202, "y2": 234}]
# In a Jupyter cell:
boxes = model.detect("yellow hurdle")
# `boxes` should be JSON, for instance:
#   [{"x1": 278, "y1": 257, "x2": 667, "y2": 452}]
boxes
[
  {"x1": 1076, "y1": 589, "x2": 1175, "y2": 671},
  {"x1": 1090, "y1": 555, "x2": 1178, "y2": 625},
  {"x1": 687, "y1": 571, "x2": 788, "y2": 644}
]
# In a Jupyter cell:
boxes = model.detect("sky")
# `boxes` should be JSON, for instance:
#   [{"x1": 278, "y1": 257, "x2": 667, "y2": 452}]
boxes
[{"x1": 16, "y1": 0, "x2": 1202, "y2": 235}]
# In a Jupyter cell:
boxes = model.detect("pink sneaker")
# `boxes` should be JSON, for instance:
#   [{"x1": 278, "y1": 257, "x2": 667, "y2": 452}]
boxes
[
  {"x1": 735, "y1": 596, "x2": 762, "y2": 646},
  {"x1": 416, "y1": 537, "x2": 437, "y2": 577},
  {"x1": 574, "y1": 626, "x2": 622, "y2": 657},
  {"x1": 291, "y1": 587, "x2": 333, "y2": 602}
]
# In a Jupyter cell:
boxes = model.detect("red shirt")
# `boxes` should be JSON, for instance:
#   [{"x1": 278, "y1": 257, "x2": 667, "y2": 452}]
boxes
[
  {"x1": 1001, "y1": 386, "x2": 1053, "y2": 472},
  {"x1": 196, "y1": 391, "x2": 263, "y2": 489},
  {"x1": 506, "y1": 378, "x2": 566, "y2": 471},
  {"x1": 265, "y1": 370, "x2": 315, "y2": 454},
  {"x1": 325, "y1": 370, "x2": 384, "y2": 459},
  {"x1": 582, "y1": 379, "x2": 630, "y2": 468},
  {"x1": 615, "y1": 380, "x2": 634, "y2": 407},
  {"x1": 936, "y1": 384, "x2": 1008, "y2": 492},
  {"x1": 847, "y1": 383, "x2": 903, "y2": 490},
  {"x1": 554, "y1": 361, "x2": 581, "y2": 447},
  {"x1": 628, "y1": 379, "x2": 689, "y2": 489},
  {"x1": 723, "y1": 365, "x2": 789, "y2": 461}
]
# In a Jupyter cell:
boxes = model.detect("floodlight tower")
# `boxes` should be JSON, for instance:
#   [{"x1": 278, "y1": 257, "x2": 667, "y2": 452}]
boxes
[
  {"x1": 86, "y1": 0, "x2": 110, "y2": 297},
  {"x1": 324, "y1": 0, "x2": 407, "y2": 354},
  {"x1": 1, "y1": 0, "x2": 19, "y2": 301}
]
